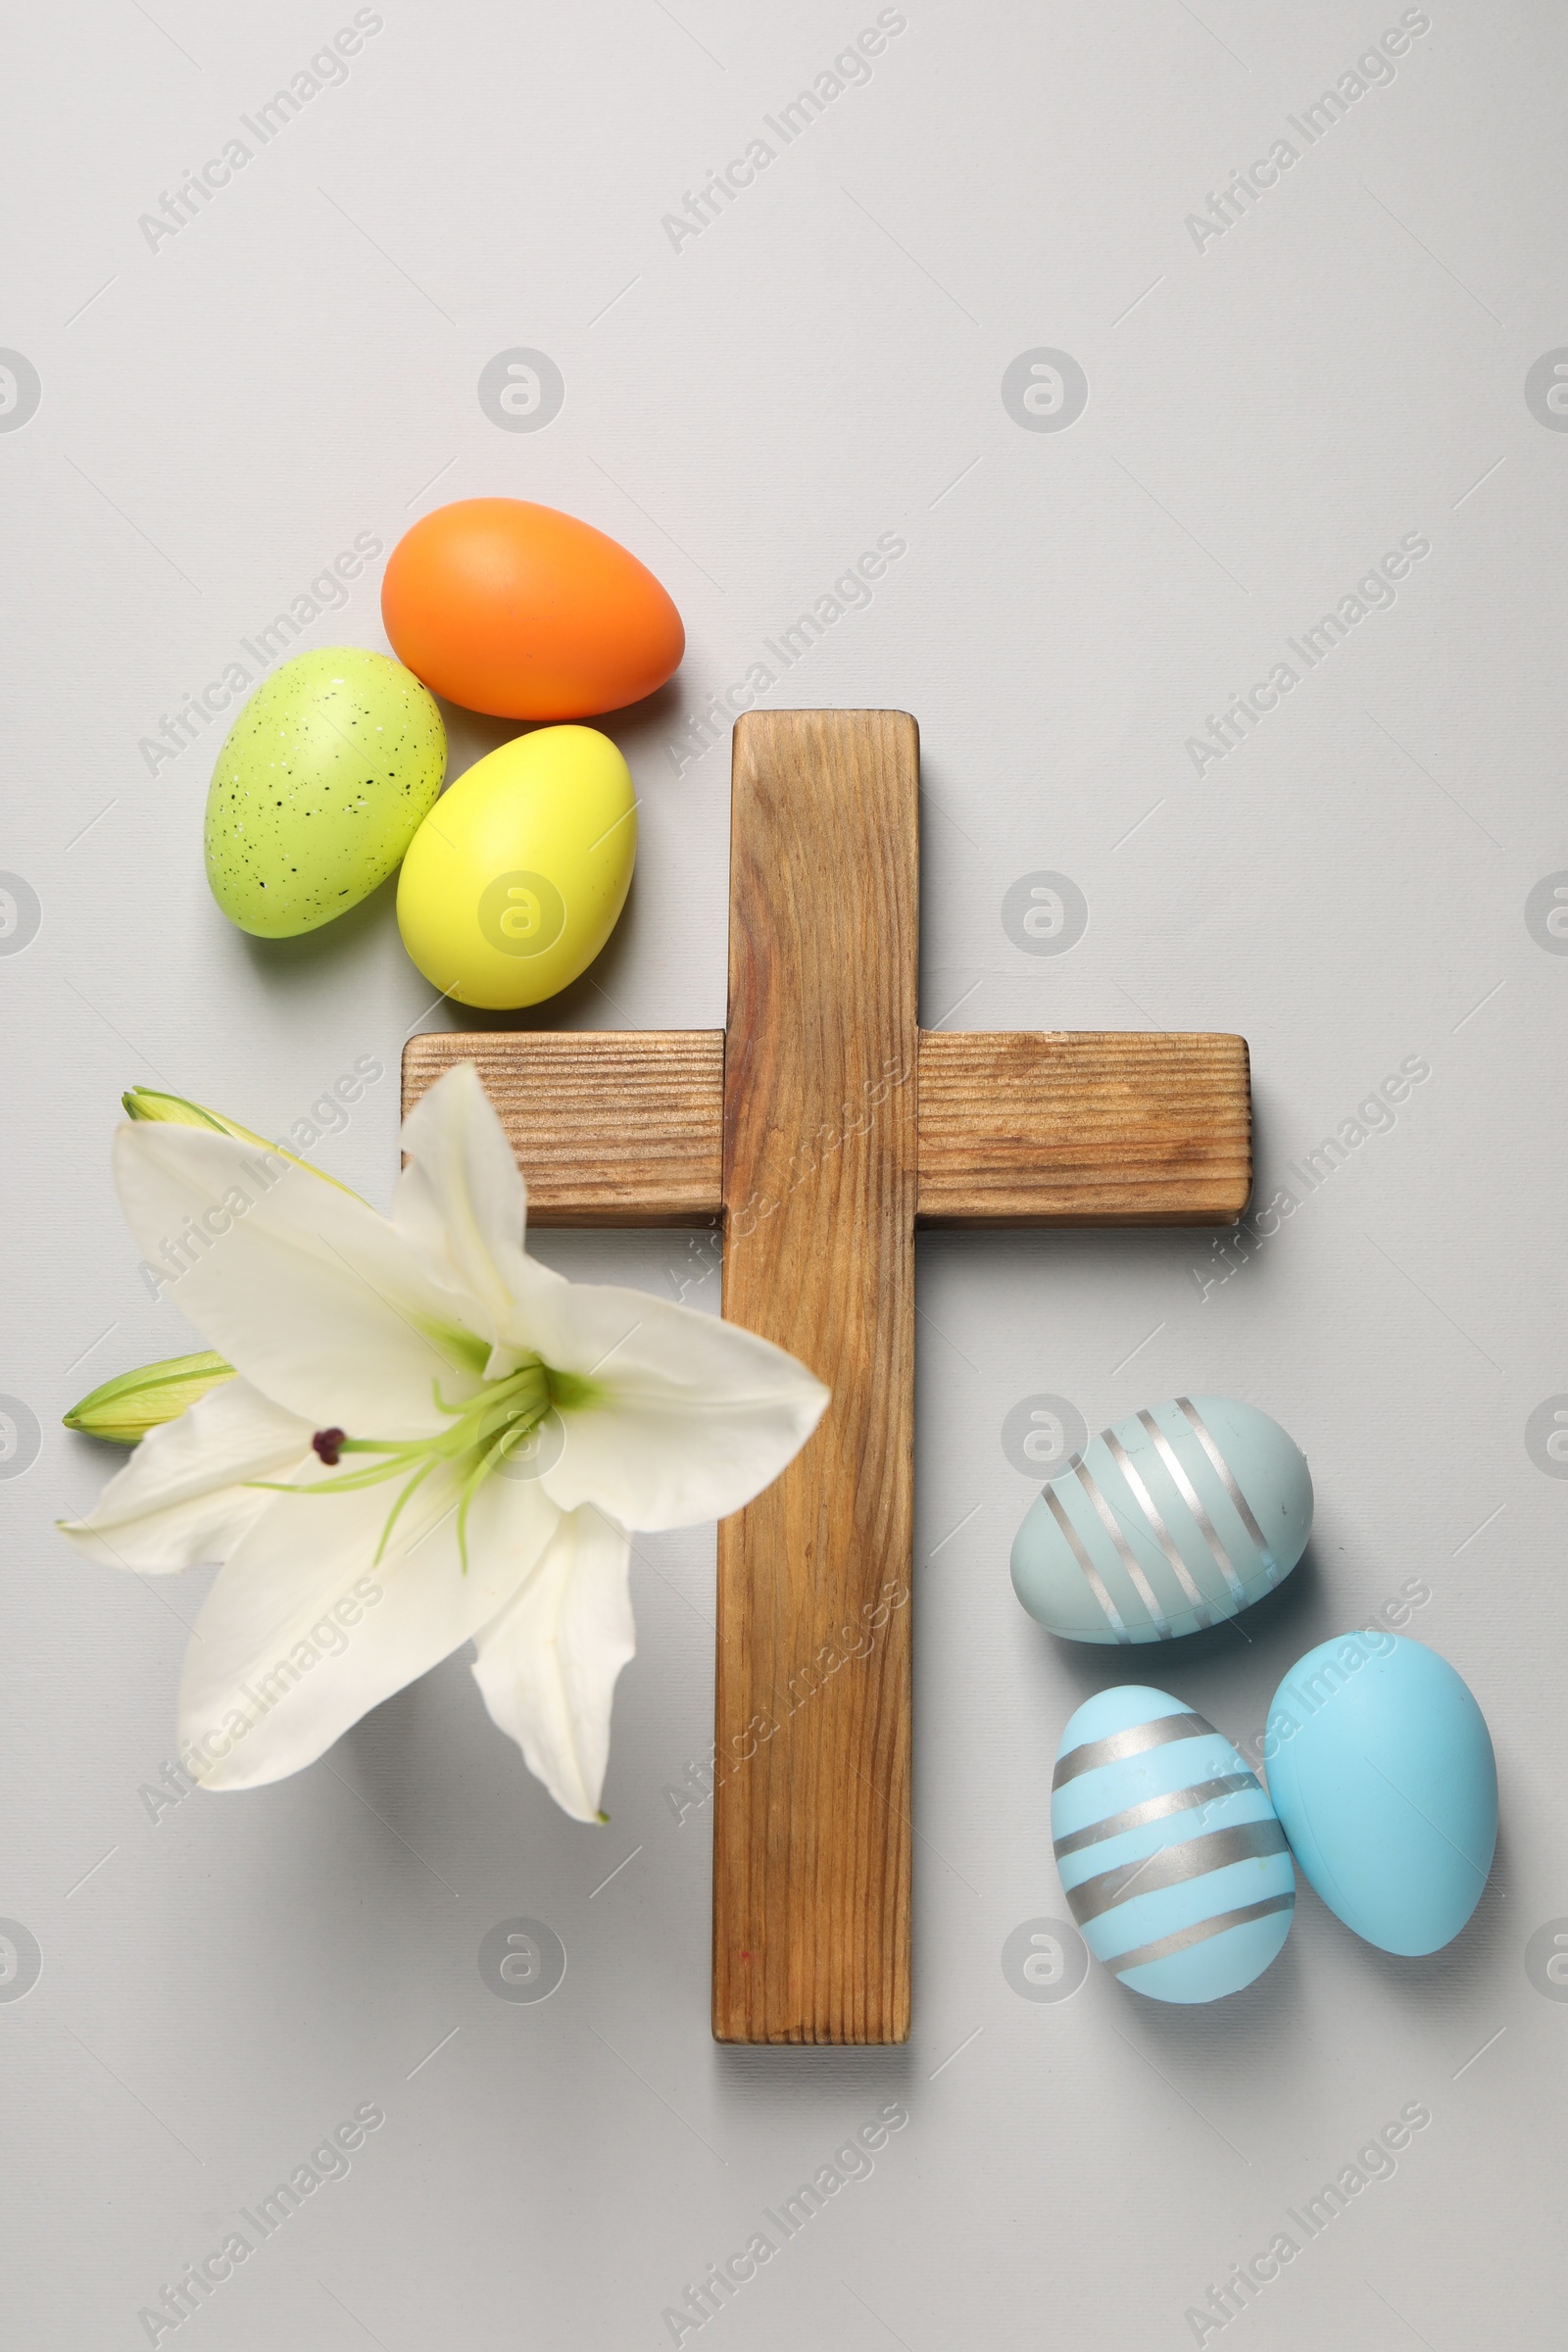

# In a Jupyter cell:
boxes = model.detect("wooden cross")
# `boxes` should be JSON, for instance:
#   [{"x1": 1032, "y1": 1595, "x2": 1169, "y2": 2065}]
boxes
[{"x1": 403, "y1": 710, "x2": 1250, "y2": 2044}]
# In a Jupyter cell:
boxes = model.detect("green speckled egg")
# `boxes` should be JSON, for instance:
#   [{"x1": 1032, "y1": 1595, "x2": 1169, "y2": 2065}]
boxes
[{"x1": 204, "y1": 647, "x2": 445, "y2": 937}]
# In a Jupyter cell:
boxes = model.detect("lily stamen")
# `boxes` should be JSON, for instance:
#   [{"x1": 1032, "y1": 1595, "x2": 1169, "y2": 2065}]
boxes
[{"x1": 256, "y1": 1362, "x2": 555, "y2": 1570}]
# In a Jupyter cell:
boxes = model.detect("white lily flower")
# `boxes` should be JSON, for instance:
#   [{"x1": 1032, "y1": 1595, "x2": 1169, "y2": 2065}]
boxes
[{"x1": 61, "y1": 1062, "x2": 828, "y2": 1821}]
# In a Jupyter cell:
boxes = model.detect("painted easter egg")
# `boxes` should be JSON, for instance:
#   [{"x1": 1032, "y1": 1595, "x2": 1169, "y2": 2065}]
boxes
[
  {"x1": 1264, "y1": 1635, "x2": 1496, "y2": 1955},
  {"x1": 381, "y1": 498, "x2": 685, "y2": 718},
  {"x1": 1011, "y1": 1396, "x2": 1311, "y2": 1645},
  {"x1": 396, "y1": 723, "x2": 636, "y2": 1009},
  {"x1": 204, "y1": 648, "x2": 444, "y2": 937},
  {"x1": 1053, "y1": 1687, "x2": 1295, "y2": 2002}
]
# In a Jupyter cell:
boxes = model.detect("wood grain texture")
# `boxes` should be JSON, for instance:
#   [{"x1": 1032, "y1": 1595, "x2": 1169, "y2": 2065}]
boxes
[
  {"x1": 401, "y1": 1030, "x2": 723, "y2": 1223},
  {"x1": 405, "y1": 1028, "x2": 1250, "y2": 1232},
  {"x1": 916, "y1": 1030, "x2": 1251, "y2": 1226},
  {"x1": 713, "y1": 710, "x2": 919, "y2": 2045}
]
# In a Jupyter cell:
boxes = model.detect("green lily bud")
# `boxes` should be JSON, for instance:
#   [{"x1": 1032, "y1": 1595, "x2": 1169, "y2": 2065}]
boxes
[
  {"x1": 122, "y1": 1087, "x2": 361, "y2": 1198},
  {"x1": 64, "y1": 1350, "x2": 235, "y2": 1445},
  {"x1": 122, "y1": 1087, "x2": 273, "y2": 1147}
]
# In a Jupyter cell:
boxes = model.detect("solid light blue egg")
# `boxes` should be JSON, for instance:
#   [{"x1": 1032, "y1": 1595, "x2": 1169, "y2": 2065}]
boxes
[
  {"x1": 1265, "y1": 1635, "x2": 1496, "y2": 1955},
  {"x1": 1053, "y1": 1686, "x2": 1295, "y2": 2003},
  {"x1": 1012, "y1": 1396, "x2": 1312, "y2": 1646}
]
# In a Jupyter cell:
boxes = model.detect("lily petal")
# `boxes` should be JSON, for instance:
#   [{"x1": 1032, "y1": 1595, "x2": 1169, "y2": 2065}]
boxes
[
  {"x1": 114, "y1": 1121, "x2": 490, "y2": 1435},
  {"x1": 470, "y1": 1504, "x2": 635, "y2": 1822},
  {"x1": 59, "y1": 1376, "x2": 315, "y2": 1571},
  {"x1": 177, "y1": 1463, "x2": 560, "y2": 1790},
  {"x1": 522, "y1": 1278, "x2": 830, "y2": 1532},
  {"x1": 392, "y1": 1062, "x2": 544, "y2": 1372}
]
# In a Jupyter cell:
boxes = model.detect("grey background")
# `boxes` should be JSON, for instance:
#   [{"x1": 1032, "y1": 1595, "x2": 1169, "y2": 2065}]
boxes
[{"x1": 4, "y1": 1, "x2": 1565, "y2": 2343}]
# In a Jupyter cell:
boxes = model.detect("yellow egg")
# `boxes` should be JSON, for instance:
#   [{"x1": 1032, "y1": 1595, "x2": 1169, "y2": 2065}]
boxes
[{"x1": 396, "y1": 725, "x2": 636, "y2": 1009}]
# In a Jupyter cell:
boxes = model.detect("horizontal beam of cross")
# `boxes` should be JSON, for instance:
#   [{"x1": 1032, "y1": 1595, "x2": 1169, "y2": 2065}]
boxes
[{"x1": 403, "y1": 1028, "x2": 1250, "y2": 1228}]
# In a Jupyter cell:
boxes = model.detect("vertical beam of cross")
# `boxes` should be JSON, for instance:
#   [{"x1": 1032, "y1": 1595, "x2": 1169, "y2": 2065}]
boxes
[{"x1": 714, "y1": 710, "x2": 918, "y2": 2044}]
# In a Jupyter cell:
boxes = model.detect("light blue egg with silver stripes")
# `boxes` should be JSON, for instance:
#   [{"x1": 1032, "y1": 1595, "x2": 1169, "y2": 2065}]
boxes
[
  {"x1": 1011, "y1": 1395, "x2": 1312, "y2": 1645},
  {"x1": 1053, "y1": 1687, "x2": 1296, "y2": 2002}
]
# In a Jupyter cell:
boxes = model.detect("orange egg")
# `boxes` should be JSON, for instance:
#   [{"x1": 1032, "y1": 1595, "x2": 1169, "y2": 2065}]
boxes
[{"x1": 381, "y1": 498, "x2": 685, "y2": 719}]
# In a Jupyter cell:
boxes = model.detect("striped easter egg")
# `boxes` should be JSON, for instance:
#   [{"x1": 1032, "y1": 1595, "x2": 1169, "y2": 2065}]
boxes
[
  {"x1": 1011, "y1": 1395, "x2": 1311, "y2": 1645},
  {"x1": 1053, "y1": 1687, "x2": 1295, "y2": 2003}
]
